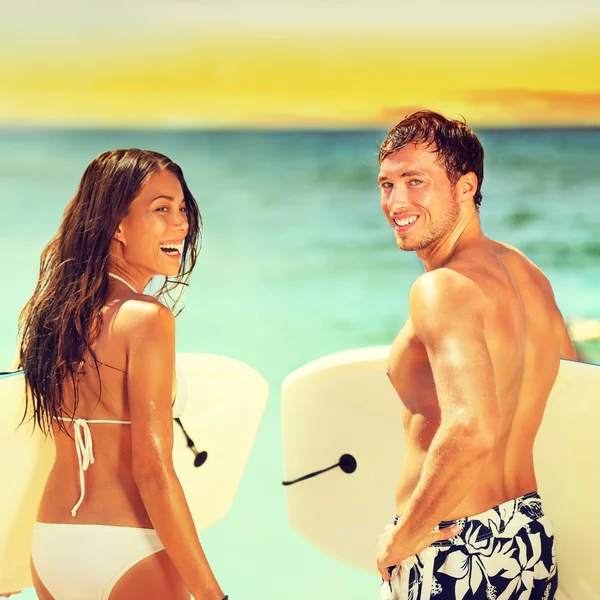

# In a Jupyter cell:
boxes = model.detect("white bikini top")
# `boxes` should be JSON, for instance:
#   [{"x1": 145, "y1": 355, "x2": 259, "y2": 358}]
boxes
[
  {"x1": 54, "y1": 272, "x2": 188, "y2": 517},
  {"x1": 54, "y1": 368, "x2": 187, "y2": 517}
]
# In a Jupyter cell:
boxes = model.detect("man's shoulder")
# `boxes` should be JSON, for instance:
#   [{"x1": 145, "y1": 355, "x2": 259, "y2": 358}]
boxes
[
  {"x1": 408, "y1": 269, "x2": 488, "y2": 348},
  {"x1": 411, "y1": 266, "x2": 486, "y2": 295},
  {"x1": 488, "y1": 239, "x2": 554, "y2": 295},
  {"x1": 409, "y1": 268, "x2": 487, "y2": 316}
]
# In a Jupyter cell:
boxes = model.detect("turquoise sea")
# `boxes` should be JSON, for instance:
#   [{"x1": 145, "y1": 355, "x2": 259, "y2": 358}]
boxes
[{"x1": 1, "y1": 128, "x2": 599, "y2": 599}]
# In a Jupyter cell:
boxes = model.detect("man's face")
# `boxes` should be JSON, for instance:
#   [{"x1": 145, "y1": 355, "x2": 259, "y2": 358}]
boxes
[{"x1": 378, "y1": 143, "x2": 460, "y2": 252}]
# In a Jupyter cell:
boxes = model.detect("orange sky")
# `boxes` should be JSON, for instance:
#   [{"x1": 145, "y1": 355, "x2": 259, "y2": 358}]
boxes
[{"x1": 1, "y1": 4, "x2": 599, "y2": 127}]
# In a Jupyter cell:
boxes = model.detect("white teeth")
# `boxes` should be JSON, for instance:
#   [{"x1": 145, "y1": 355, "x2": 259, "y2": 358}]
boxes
[
  {"x1": 159, "y1": 243, "x2": 183, "y2": 250},
  {"x1": 394, "y1": 216, "x2": 417, "y2": 227}
]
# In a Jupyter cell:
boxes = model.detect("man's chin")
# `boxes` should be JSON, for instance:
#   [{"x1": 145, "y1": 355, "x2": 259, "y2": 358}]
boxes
[{"x1": 395, "y1": 237, "x2": 417, "y2": 252}]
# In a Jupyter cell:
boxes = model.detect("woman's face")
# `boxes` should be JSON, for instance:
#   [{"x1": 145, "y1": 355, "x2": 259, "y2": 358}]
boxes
[{"x1": 112, "y1": 168, "x2": 189, "y2": 279}]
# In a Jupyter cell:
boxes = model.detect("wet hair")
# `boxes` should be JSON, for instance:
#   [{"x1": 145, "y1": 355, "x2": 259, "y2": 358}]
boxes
[
  {"x1": 378, "y1": 110, "x2": 484, "y2": 208},
  {"x1": 17, "y1": 149, "x2": 202, "y2": 434}
]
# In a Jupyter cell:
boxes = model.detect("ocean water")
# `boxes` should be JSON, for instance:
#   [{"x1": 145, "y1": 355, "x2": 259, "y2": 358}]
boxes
[{"x1": 0, "y1": 128, "x2": 599, "y2": 599}]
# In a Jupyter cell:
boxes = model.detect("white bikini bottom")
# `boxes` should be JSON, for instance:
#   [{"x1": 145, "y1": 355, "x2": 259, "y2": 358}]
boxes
[{"x1": 31, "y1": 522, "x2": 166, "y2": 600}]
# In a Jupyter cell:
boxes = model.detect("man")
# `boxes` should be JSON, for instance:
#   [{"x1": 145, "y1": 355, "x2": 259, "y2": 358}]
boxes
[{"x1": 375, "y1": 111, "x2": 577, "y2": 600}]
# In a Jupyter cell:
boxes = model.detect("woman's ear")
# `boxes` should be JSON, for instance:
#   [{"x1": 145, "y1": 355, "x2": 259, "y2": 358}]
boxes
[{"x1": 113, "y1": 224, "x2": 126, "y2": 244}]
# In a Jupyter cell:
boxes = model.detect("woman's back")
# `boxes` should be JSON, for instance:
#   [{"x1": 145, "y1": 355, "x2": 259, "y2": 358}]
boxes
[{"x1": 37, "y1": 291, "x2": 178, "y2": 527}]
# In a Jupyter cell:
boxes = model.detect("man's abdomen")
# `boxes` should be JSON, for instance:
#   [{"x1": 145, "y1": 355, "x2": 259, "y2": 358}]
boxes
[{"x1": 395, "y1": 426, "x2": 538, "y2": 521}]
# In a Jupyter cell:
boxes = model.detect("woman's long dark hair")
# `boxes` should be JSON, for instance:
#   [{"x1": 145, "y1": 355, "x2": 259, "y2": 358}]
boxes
[{"x1": 18, "y1": 149, "x2": 202, "y2": 435}]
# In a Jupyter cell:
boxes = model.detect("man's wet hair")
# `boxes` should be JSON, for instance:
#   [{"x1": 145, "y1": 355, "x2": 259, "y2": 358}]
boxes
[{"x1": 378, "y1": 110, "x2": 484, "y2": 209}]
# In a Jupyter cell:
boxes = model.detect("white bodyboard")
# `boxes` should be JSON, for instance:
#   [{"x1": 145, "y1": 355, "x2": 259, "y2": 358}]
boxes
[
  {"x1": 282, "y1": 346, "x2": 599, "y2": 600},
  {"x1": 0, "y1": 352, "x2": 269, "y2": 592}
]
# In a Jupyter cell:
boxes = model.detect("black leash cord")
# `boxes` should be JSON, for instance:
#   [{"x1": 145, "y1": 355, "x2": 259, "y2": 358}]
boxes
[
  {"x1": 174, "y1": 417, "x2": 208, "y2": 468},
  {"x1": 282, "y1": 454, "x2": 357, "y2": 486}
]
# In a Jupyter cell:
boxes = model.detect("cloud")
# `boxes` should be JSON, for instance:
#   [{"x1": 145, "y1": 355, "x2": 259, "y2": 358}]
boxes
[
  {"x1": 464, "y1": 89, "x2": 600, "y2": 125},
  {"x1": 378, "y1": 91, "x2": 600, "y2": 127}
]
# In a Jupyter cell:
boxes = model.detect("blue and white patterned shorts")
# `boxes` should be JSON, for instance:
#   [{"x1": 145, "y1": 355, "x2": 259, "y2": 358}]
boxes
[{"x1": 380, "y1": 492, "x2": 557, "y2": 600}]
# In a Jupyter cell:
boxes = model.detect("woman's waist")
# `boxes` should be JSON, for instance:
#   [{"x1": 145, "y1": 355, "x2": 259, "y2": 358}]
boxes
[{"x1": 38, "y1": 465, "x2": 151, "y2": 528}]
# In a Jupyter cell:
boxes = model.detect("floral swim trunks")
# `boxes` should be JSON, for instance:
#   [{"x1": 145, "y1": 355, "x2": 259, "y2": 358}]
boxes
[{"x1": 380, "y1": 492, "x2": 557, "y2": 600}]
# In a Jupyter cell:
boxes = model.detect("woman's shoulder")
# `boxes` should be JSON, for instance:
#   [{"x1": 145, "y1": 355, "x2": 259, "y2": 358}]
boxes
[{"x1": 111, "y1": 295, "x2": 176, "y2": 342}]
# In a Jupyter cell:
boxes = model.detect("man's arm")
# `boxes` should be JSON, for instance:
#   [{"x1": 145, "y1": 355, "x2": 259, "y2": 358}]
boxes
[
  {"x1": 385, "y1": 269, "x2": 501, "y2": 559},
  {"x1": 560, "y1": 325, "x2": 580, "y2": 361}
]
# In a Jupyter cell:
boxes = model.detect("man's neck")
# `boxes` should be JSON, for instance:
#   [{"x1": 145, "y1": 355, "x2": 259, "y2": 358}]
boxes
[{"x1": 417, "y1": 210, "x2": 484, "y2": 272}]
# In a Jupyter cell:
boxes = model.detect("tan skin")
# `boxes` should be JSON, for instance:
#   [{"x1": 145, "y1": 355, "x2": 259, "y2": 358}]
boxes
[
  {"x1": 23, "y1": 169, "x2": 224, "y2": 600},
  {"x1": 374, "y1": 144, "x2": 578, "y2": 579}
]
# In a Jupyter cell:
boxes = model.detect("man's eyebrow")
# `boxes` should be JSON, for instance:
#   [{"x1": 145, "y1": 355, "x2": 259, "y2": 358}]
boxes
[{"x1": 377, "y1": 170, "x2": 428, "y2": 182}]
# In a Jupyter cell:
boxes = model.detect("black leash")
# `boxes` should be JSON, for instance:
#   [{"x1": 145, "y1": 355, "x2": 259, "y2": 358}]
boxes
[
  {"x1": 282, "y1": 453, "x2": 357, "y2": 486},
  {"x1": 175, "y1": 417, "x2": 208, "y2": 468}
]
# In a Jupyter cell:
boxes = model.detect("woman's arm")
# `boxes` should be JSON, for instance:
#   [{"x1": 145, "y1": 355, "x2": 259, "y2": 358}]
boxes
[{"x1": 126, "y1": 299, "x2": 224, "y2": 600}]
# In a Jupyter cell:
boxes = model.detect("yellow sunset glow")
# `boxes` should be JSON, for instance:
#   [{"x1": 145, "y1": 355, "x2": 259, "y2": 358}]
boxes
[{"x1": 1, "y1": 4, "x2": 599, "y2": 127}]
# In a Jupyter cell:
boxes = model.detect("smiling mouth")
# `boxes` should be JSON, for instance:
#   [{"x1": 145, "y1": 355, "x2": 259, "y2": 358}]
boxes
[
  {"x1": 159, "y1": 242, "x2": 183, "y2": 257},
  {"x1": 392, "y1": 215, "x2": 419, "y2": 230}
]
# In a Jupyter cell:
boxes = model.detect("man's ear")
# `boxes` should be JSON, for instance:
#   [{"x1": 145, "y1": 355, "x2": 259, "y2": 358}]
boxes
[{"x1": 458, "y1": 172, "x2": 478, "y2": 202}]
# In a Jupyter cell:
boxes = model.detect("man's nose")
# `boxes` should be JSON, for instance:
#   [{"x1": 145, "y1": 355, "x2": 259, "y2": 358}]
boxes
[{"x1": 386, "y1": 187, "x2": 409, "y2": 214}]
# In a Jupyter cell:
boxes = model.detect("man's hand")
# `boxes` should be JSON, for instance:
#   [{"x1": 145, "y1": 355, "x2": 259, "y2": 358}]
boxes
[
  {"x1": 376, "y1": 522, "x2": 459, "y2": 580},
  {"x1": 0, "y1": 592, "x2": 21, "y2": 598}
]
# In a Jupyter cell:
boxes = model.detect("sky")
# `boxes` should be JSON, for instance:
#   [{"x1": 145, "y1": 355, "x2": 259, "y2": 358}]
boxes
[{"x1": 1, "y1": 0, "x2": 599, "y2": 127}]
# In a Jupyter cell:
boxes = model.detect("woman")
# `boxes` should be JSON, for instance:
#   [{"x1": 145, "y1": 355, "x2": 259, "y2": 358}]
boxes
[{"x1": 16, "y1": 149, "x2": 227, "y2": 600}]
